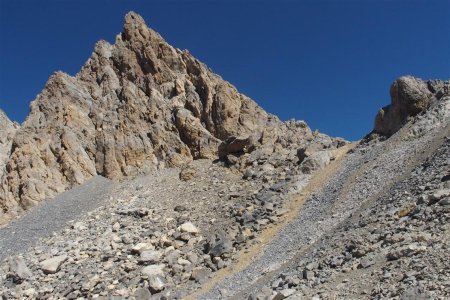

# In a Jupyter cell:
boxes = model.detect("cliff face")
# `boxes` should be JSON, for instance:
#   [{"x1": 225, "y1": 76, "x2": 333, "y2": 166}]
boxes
[
  {"x1": 0, "y1": 12, "x2": 341, "y2": 213},
  {"x1": 0, "y1": 110, "x2": 19, "y2": 178}
]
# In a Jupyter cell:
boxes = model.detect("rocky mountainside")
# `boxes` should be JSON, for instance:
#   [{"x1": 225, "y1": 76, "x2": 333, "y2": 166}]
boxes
[
  {"x1": 0, "y1": 10, "x2": 449, "y2": 300},
  {"x1": 0, "y1": 110, "x2": 19, "y2": 178},
  {"x1": 0, "y1": 12, "x2": 342, "y2": 216},
  {"x1": 0, "y1": 75, "x2": 447, "y2": 299}
]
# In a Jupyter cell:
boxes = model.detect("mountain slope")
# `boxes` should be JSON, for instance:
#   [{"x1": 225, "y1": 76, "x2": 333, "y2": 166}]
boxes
[
  {"x1": 195, "y1": 77, "x2": 450, "y2": 299},
  {"x1": 0, "y1": 12, "x2": 340, "y2": 215}
]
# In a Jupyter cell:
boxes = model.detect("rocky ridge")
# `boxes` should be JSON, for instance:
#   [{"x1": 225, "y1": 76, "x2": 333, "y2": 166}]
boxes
[{"x1": 0, "y1": 12, "x2": 343, "y2": 216}]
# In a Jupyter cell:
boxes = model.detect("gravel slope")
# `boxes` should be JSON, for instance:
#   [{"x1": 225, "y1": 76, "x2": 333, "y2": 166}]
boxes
[
  {"x1": 196, "y1": 100, "x2": 450, "y2": 299},
  {"x1": 0, "y1": 176, "x2": 112, "y2": 261}
]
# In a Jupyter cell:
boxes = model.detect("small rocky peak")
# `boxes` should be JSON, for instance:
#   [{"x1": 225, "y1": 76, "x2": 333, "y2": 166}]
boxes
[
  {"x1": 124, "y1": 11, "x2": 145, "y2": 26},
  {"x1": 123, "y1": 11, "x2": 151, "y2": 41}
]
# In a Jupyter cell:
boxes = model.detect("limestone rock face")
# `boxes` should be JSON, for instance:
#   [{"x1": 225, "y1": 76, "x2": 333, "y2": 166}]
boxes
[
  {"x1": 0, "y1": 12, "x2": 345, "y2": 214},
  {"x1": 373, "y1": 76, "x2": 449, "y2": 136},
  {"x1": 0, "y1": 110, "x2": 19, "y2": 177},
  {"x1": 0, "y1": 12, "x2": 272, "y2": 212}
]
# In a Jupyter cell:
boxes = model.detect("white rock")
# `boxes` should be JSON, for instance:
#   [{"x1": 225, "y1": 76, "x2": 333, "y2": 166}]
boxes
[
  {"x1": 430, "y1": 189, "x2": 450, "y2": 200},
  {"x1": 177, "y1": 258, "x2": 192, "y2": 266},
  {"x1": 179, "y1": 222, "x2": 199, "y2": 234},
  {"x1": 132, "y1": 242, "x2": 155, "y2": 254},
  {"x1": 141, "y1": 264, "x2": 165, "y2": 277},
  {"x1": 140, "y1": 250, "x2": 162, "y2": 263},
  {"x1": 72, "y1": 221, "x2": 87, "y2": 230},
  {"x1": 39, "y1": 255, "x2": 68, "y2": 274}
]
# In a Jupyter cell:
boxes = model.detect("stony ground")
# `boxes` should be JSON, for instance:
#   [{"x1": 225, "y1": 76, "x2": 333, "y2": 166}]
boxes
[
  {"x1": 0, "y1": 176, "x2": 113, "y2": 260},
  {"x1": 2, "y1": 123, "x2": 448, "y2": 299},
  {"x1": 248, "y1": 136, "x2": 450, "y2": 300},
  {"x1": 192, "y1": 96, "x2": 450, "y2": 299},
  {"x1": 0, "y1": 145, "x2": 328, "y2": 299}
]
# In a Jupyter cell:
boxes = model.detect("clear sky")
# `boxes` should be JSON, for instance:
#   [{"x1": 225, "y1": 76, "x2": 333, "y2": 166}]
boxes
[{"x1": 0, "y1": 0, "x2": 449, "y2": 140}]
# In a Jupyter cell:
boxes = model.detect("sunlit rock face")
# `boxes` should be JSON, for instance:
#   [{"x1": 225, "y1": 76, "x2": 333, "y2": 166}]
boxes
[
  {"x1": 0, "y1": 12, "x2": 344, "y2": 213},
  {"x1": 0, "y1": 109, "x2": 19, "y2": 178}
]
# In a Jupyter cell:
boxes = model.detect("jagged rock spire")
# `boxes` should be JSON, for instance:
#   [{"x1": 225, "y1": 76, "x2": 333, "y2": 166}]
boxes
[{"x1": 0, "y1": 12, "x2": 317, "y2": 213}]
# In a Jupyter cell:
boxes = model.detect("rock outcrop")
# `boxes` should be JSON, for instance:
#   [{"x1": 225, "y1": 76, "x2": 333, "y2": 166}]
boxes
[
  {"x1": 0, "y1": 12, "x2": 343, "y2": 214},
  {"x1": 373, "y1": 76, "x2": 449, "y2": 136},
  {"x1": 0, "y1": 110, "x2": 19, "y2": 177}
]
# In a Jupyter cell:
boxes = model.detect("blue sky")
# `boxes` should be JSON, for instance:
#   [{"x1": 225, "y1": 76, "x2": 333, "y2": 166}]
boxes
[{"x1": 0, "y1": 0, "x2": 449, "y2": 140}]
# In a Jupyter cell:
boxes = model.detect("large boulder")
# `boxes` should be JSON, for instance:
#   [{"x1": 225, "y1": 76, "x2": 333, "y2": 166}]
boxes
[
  {"x1": 373, "y1": 76, "x2": 448, "y2": 136},
  {"x1": 218, "y1": 136, "x2": 257, "y2": 160}
]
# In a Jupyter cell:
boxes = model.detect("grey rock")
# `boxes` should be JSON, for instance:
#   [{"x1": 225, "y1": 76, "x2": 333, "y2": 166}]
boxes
[
  {"x1": 209, "y1": 237, "x2": 233, "y2": 257},
  {"x1": 430, "y1": 189, "x2": 450, "y2": 201},
  {"x1": 300, "y1": 151, "x2": 331, "y2": 174},
  {"x1": 359, "y1": 256, "x2": 375, "y2": 268},
  {"x1": 303, "y1": 269, "x2": 315, "y2": 280},
  {"x1": 190, "y1": 267, "x2": 211, "y2": 283},
  {"x1": 387, "y1": 244, "x2": 427, "y2": 260},
  {"x1": 373, "y1": 76, "x2": 445, "y2": 136},
  {"x1": 8, "y1": 256, "x2": 32, "y2": 279},
  {"x1": 148, "y1": 275, "x2": 166, "y2": 293},
  {"x1": 134, "y1": 287, "x2": 151, "y2": 300},
  {"x1": 273, "y1": 289, "x2": 296, "y2": 300}
]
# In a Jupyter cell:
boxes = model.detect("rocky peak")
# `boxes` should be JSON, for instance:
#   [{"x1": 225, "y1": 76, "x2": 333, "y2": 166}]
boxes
[
  {"x1": 0, "y1": 12, "x2": 343, "y2": 215},
  {"x1": 123, "y1": 11, "x2": 155, "y2": 41}
]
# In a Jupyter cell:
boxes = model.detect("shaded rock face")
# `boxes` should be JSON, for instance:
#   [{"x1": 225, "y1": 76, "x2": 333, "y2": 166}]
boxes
[
  {"x1": 373, "y1": 76, "x2": 449, "y2": 136},
  {"x1": 0, "y1": 110, "x2": 19, "y2": 178},
  {"x1": 0, "y1": 12, "x2": 343, "y2": 214}
]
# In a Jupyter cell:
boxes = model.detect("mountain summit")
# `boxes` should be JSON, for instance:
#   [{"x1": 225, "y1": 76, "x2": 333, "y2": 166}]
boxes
[{"x1": 0, "y1": 12, "x2": 340, "y2": 215}]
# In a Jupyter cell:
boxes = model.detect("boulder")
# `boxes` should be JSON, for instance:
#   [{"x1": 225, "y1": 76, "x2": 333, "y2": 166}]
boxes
[
  {"x1": 218, "y1": 136, "x2": 256, "y2": 160},
  {"x1": 300, "y1": 151, "x2": 331, "y2": 174},
  {"x1": 373, "y1": 76, "x2": 449, "y2": 136},
  {"x1": 141, "y1": 264, "x2": 165, "y2": 277},
  {"x1": 39, "y1": 255, "x2": 68, "y2": 274},
  {"x1": 179, "y1": 222, "x2": 199, "y2": 234},
  {"x1": 8, "y1": 256, "x2": 32, "y2": 279}
]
